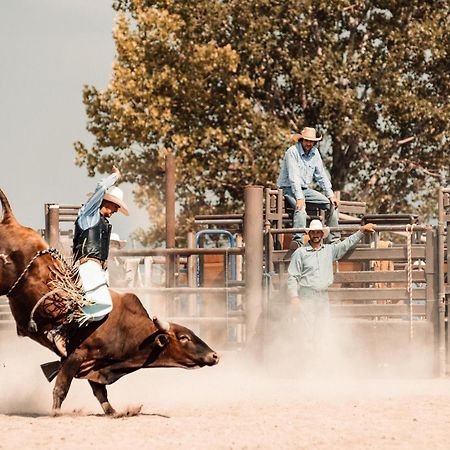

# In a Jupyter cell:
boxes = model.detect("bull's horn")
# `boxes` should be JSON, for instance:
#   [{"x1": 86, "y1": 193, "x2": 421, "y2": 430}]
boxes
[
  {"x1": 0, "y1": 189, "x2": 16, "y2": 224},
  {"x1": 153, "y1": 316, "x2": 170, "y2": 332}
]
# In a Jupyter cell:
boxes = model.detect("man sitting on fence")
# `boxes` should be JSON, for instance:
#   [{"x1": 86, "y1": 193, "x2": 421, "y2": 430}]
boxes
[{"x1": 277, "y1": 127, "x2": 340, "y2": 248}]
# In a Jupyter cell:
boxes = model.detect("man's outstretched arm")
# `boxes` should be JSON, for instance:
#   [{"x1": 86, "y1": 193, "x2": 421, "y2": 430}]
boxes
[{"x1": 332, "y1": 223, "x2": 376, "y2": 260}]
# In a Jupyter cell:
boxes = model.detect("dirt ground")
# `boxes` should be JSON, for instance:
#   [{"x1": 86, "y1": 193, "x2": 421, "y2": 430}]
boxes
[{"x1": 2, "y1": 330, "x2": 450, "y2": 450}]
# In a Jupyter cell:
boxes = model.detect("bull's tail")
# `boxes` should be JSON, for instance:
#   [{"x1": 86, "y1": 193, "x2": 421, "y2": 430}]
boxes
[
  {"x1": 0, "y1": 189, "x2": 16, "y2": 224},
  {"x1": 40, "y1": 360, "x2": 62, "y2": 382}
]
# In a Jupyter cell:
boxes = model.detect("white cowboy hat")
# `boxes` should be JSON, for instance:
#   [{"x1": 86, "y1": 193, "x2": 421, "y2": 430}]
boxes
[
  {"x1": 306, "y1": 219, "x2": 330, "y2": 238},
  {"x1": 110, "y1": 232, "x2": 127, "y2": 248},
  {"x1": 413, "y1": 260, "x2": 425, "y2": 269},
  {"x1": 298, "y1": 127, "x2": 322, "y2": 142},
  {"x1": 103, "y1": 186, "x2": 129, "y2": 216}
]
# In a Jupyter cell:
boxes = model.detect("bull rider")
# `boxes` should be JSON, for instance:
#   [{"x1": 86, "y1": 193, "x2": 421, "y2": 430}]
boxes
[{"x1": 46, "y1": 166, "x2": 129, "y2": 356}]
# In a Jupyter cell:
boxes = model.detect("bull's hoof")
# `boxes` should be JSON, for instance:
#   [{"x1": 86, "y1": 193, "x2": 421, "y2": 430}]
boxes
[
  {"x1": 101, "y1": 402, "x2": 116, "y2": 416},
  {"x1": 51, "y1": 408, "x2": 62, "y2": 417},
  {"x1": 112, "y1": 404, "x2": 142, "y2": 418}
]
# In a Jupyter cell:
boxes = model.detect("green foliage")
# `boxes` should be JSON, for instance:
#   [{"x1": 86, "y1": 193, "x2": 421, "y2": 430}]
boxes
[{"x1": 75, "y1": 0, "x2": 449, "y2": 243}]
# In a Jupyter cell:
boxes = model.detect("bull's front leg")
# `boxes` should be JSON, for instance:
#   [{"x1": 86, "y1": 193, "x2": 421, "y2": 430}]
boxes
[
  {"x1": 52, "y1": 350, "x2": 85, "y2": 414},
  {"x1": 88, "y1": 380, "x2": 116, "y2": 416}
]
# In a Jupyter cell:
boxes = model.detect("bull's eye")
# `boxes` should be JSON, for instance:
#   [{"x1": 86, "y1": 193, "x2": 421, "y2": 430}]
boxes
[{"x1": 178, "y1": 334, "x2": 191, "y2": 343}]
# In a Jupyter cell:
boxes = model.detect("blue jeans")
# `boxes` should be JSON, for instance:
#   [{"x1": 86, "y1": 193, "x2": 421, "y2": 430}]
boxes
[{"x1": 282, "y1": 186, "x2": 340, "y2": 244}]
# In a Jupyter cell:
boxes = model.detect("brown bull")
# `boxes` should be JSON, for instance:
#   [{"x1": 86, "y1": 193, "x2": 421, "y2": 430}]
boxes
[{"x1": 0, "y1": 189, "x2": 219, "y2": 415}]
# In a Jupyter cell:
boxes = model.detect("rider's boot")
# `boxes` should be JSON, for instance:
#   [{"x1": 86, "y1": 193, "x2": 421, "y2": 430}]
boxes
[{"x1": 46, "y1": 325, "x2": 68, "y2": 358}]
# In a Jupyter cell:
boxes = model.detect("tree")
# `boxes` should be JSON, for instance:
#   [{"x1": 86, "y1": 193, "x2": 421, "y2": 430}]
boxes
[{"x1": 75, "y1": 0, "x2": 449, "y2": 243}]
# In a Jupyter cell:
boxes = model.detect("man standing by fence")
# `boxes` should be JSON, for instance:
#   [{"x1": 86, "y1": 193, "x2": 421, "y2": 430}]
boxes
[{"x1": 287, "y1": 219, "x2": 376, "y2": 363}]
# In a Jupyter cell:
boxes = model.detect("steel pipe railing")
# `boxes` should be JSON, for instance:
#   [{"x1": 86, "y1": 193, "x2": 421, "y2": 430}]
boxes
[
  {"x1": 114, "y1": 287, "x2": 244, "y2": 294},
  {"x1": 166, "y1": 316, "x2": 245, "y2": 324},
  {"x1": 195, "y1": 214, "x2": 244, "y2": 220},
  {"x1": 268, "y1": 225, "x2": 431, "y2": 235},
  {"x1": 111, "y1": 247, "x2": 244, "y2": 257},
  {"x1": 194, "y1": 219, "x2": 243, "y2": 225}
]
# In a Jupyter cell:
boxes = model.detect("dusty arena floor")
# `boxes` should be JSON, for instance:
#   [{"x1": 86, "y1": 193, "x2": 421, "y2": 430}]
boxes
[{"x1": 2, "y1": 330, "x2": 450, "y2": 450}]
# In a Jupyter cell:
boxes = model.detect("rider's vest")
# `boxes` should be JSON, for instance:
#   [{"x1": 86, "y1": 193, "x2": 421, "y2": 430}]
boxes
[{"x1": 73, "y1": 216, "x2": 112, "y2": 262}]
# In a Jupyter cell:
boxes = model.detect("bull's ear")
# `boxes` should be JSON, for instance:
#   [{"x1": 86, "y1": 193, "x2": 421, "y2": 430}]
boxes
[{"x1": 155, "y1": 334, "x2": 169, "y2": 348}]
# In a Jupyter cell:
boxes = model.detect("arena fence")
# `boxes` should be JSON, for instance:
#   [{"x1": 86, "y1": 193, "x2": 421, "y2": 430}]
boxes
[{"x1": 2, "y1": 186, "x2": 448, "y2": 374}]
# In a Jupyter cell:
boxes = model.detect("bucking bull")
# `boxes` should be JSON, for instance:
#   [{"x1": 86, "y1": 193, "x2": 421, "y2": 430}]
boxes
[{"x1": 0, "y1": 189, "x2": 219, "y2": 415}]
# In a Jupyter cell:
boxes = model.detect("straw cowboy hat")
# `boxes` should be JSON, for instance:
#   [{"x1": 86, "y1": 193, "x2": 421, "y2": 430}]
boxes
[
  {"x1": 292, "y1": 127, "x2": 322, "y2": 143},
  {"x1": 306, "y1": 219, "x2": 330, "y2": 238},
  {"x1": 103, "y1": 186, "x2": 129, "y2": 216},
  {"x1": 110, "y1": 232, "x2": 127, "y2": 249}
]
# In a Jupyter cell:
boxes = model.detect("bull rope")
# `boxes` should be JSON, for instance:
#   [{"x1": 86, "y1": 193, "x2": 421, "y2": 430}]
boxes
[
  {"x1": 6, "y1": 248, "x2": 63, "y2": 296},
  {"x1": 5, "y1": 247, "x2": 87, "y2": 332},
  {"x1": 28, "y1": 287, "x2": 64, "y2": 332},
  {"x1": 406, "y1": 224, "x2": 414, "y2": 341}
]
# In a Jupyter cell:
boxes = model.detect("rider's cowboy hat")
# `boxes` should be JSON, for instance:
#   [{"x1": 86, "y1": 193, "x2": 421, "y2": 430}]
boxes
[
  {"x1": 103, "y1": 186, "x2": 129, "y2": 216},
  {"x1": 292, "y1": 127, "x2": 322, "y2": 143},
  {"x1": 306, "y1": 219, "x2": 329, "y2": 238}
]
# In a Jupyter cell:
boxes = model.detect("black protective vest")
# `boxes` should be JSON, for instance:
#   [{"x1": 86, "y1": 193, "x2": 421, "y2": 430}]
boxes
[{"x1": 73, "y1": 216, "x2": 112, "y2": 262}]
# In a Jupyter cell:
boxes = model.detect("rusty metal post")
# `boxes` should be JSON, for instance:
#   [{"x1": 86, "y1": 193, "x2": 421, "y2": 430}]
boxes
[
  {"x1": 437, "y1": 187, "x2": 447, "y2": 375},
  {"x1": 47, "y1": 204, "x2": 60, "y2": 248},
  {"x1": 235, "y1": 233, "x2": 244, "y2": 343},
  {"x1": 244, "y1": 185, "x2": 264, "y2": 346},
  {"x1": 165, "y1": 151, "x2": 176, "y2": 287},
  {"x1": 263, "y1": 219, "x2": 275, "y2": 339},
  {"x1": 187, "y1": 232, "x2": 196, "y2": 288},
  {"x1": 235, "y1": 234, "x2": 243, "y2": 282},
  {"x1": 425, "y1": 227, "x2": 440, "y2": 375},
  {"x1": 187, "y1": 231, "x2": 197, "y2": 316}
]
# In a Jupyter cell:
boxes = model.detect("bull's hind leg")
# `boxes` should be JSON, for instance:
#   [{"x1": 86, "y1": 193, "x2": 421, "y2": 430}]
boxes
[
  {"x1": 52, "y1": 350, "x2": 85, "y2": 414},
  {"x1": 88, "y1": 380, "x2": 116, "y2": 415}
]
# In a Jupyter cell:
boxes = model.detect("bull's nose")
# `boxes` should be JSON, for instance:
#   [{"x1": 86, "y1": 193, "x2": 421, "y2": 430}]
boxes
[{"x1": 208, "y1": 351, "x2": 220, "y2": 365}]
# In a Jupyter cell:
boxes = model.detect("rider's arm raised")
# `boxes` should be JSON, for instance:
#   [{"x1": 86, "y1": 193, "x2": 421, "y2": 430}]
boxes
[{"x1": 77, "y1": 169, "x2": 119, "y2": 228}]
